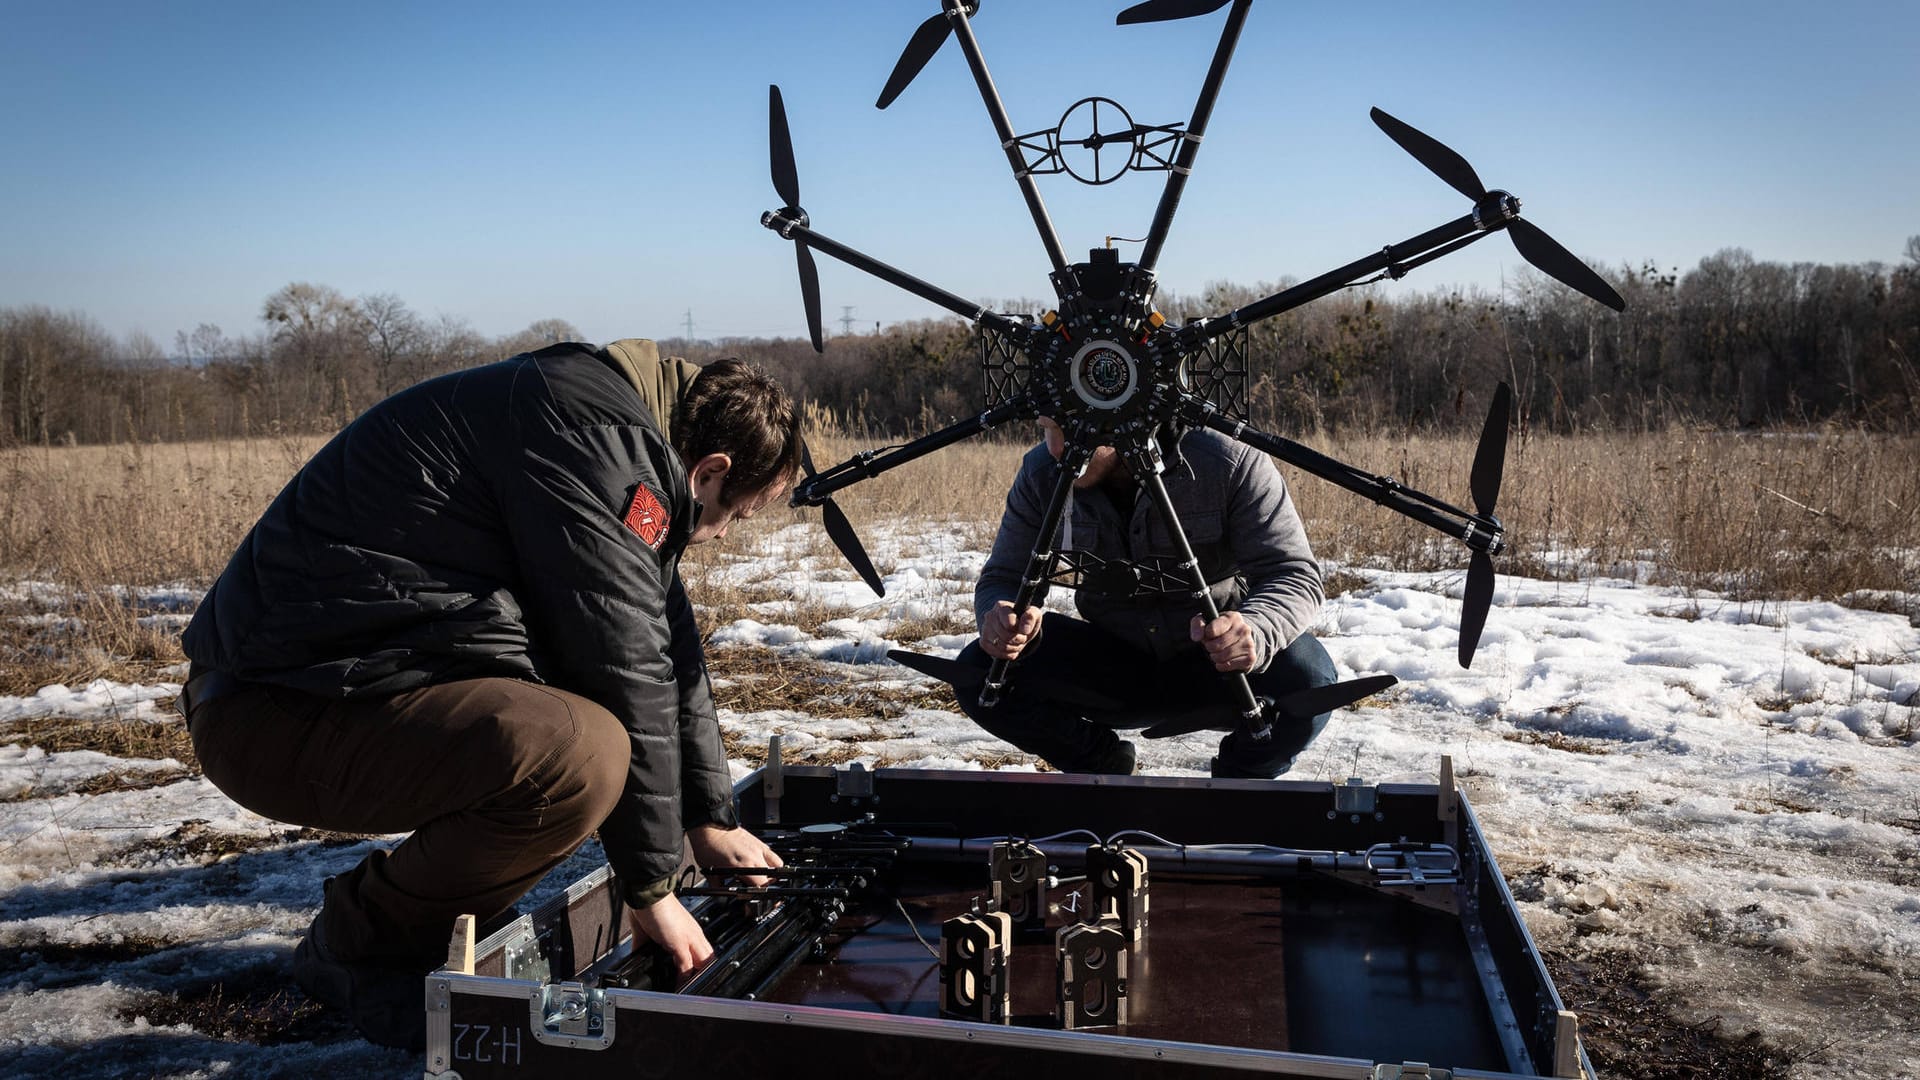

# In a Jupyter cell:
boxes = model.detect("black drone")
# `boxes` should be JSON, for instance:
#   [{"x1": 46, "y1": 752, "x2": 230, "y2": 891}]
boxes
[{"x1": 761, "y1": 0, "x2": 1625, "y2": 742}]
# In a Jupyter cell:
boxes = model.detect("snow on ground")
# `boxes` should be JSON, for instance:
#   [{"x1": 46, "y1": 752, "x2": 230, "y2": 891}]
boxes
[
  {"x1": 0, "y1": 680, "x2": 183, "y2": 725},
  {"x1": 2, "y1": 521, "x2": 1917, "y2": 1077}
]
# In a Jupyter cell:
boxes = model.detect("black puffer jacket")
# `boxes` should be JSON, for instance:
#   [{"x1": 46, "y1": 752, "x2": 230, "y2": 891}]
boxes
[{"x1": 182, "y1": 342, "x2": 735, "y2": 903}]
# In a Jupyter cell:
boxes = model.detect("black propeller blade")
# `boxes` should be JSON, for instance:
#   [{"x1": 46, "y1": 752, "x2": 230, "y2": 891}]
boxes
[
  {"x1": 1469, "y1": 380, "x2": 1510, "y2": 519},
  {"x1": 1457, "y1": 381, "x2": 1511, "y2": 668},
  {"x1": 768, "y1": 84, "x2": 800, "y2": 208},
  {"x1": 1508, "y1": 218, "x2": 1624, "y2": 315},
  {"x1": 1139, "y1": 674, "x2": 1400, "y2": 739},
  {"x1": 793, "y1": 243, "x2": 823, "y2": 354},
  {"x1": 768, "y1": 85, "x2": 824, "y2": 352},
  {"x1": 1271, "y1": 673, "x2": 1400, "y2": 722},
  {"x1": 1370, "y1": 106, "x2": 1484, "y2": 201},
  {"x1": 1116, "y1": 0, "x2": 1233, "y2": 25},
  {"x1": 1459, "y1": 552, "x2": 1495, "y2": 669},
  {"x1": 886, "y1": 649, "x2": 1125, "y2": 713},
  {"x1": 802, "y1": 440, "x2": 884, "y2": 596},
  {"x1": 822, "y1": 501, "x2": 882, "y2": 595},
  {"x1": 876, "y1": 10, "x2": 955, "y2": 110},
  {"x1": 1369, "y1": 106, "x2": 1625, "y2": 312}
]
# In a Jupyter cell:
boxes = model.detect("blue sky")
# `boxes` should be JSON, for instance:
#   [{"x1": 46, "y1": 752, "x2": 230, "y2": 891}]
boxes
[{"x1": 3, "y1": 0, "x2": 1915, "y2": 348}]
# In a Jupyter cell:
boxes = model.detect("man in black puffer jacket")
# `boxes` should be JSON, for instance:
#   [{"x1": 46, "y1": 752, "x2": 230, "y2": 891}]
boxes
[{"x1": 180, "y1": 339, "x2": 800, "y2": 1049}]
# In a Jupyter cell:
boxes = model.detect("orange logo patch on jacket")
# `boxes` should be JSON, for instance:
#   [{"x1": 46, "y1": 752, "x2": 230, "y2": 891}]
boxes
[{"x1": 624, "y1": 484, "x2": 670, "y2": 550}]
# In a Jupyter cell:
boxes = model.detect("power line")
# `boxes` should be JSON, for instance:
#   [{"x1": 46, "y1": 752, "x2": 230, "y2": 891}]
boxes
[
  {"x1": 839, "y1": 305, "x2": 857, "y2": 336},
  {"x1": 682, "y1": 308, "x2": 695, "y2": 340}
]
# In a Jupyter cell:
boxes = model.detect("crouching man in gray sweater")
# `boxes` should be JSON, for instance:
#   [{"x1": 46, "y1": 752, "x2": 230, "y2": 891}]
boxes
[{"x1": 959, "y1": 419, "x2": 1335, "y2": 778}]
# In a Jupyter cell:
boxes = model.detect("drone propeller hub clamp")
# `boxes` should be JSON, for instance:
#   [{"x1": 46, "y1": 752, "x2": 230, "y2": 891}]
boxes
[
  {"x1": 760, "y1": 207, "x2": 808, "y2": 238},
  {"x1": 1460, "y1": 515, "x2": 1506, "y2": 557},
  {"x1": 1471, "y1": 191, "x2": 1521, "y2": 231}
]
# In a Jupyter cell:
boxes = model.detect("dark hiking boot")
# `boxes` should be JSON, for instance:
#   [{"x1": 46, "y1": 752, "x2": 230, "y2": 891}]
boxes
[
  {"x1": 292, "y1": 916, "x2": 428, "y2": 1051},
  {"x1": 1084, "y1": 739, "x2": 1137, "y2": 776},
  {"x1": 1208, "y1": 754, "x2": 1290, "y2": 780}
]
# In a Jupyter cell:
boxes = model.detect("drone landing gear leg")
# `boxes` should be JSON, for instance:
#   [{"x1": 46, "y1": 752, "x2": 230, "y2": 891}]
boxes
[
  {"x1": 1118, "y1": 437, "x2": 1270, "y2": 742},
  {"x1": 980, "y1": 443, "x2": 1092, "y2": 709}
]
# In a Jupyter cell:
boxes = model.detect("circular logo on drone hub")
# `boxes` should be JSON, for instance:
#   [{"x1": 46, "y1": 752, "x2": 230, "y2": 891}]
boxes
[{"x1": 1070, "y1": 341, "x2": 1139, "y2": 409}]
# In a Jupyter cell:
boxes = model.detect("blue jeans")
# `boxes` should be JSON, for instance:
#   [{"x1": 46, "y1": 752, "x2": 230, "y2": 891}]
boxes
[{"x1": 955, "y1": 611, "x2": 1338, "y2": 777}]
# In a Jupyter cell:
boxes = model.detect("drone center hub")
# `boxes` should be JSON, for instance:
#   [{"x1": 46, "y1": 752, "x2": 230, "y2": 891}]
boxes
[{"x1": 1068, "y1": 339, "x2": 1141, "y2": 410}]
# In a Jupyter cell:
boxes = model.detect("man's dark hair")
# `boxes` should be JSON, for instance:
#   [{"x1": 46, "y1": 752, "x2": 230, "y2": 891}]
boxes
[{"x1": 673, "y1": 357, "x2": 804, "y2": 505}]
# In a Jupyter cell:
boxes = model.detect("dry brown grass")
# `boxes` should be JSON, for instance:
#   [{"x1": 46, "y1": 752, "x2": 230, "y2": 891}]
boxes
[
  {"x1": 797, "y1": 431, "x2": 1014, "y2": 529},
  {"x1": 105, "y1": 821, "x2": 377, "y2": 868},
  {"x1": 0, "y1": 600, "x2": 185, "y2": 696},
  {"x1": 3, "y1": 428, "x2": 1899, "y2": 1073},
  {"x1": 1286, "y1": 427, "x2": 1920, "y2": 608},
  {"x1": 0, "y1": 435, "x2": 326, "y2": 693},
  {"x1": 1502, "y1": 729, "x2": 1612, "y2": 756},
  {"x1": 0, "y1": 435, "x2": 327, "y2": 585},
  {"x1": 789, "y1": 426, "x2": 1920, "y2": 614},
  {"x1": 0, "y1": 714, "x2": 195, "y2": 765},
  {"x1": 115, "y1": 967, "x2": 345, "y2": 1045},
  {"x1": 710, "y1": 646, "x2": 954, "y2": 720},
  {"x1": 680, "y1": 430, "x2": 1013, "y2": 582},
  {"x1": 3, "y1": 426, "x2": 1914, "y2": 699}
]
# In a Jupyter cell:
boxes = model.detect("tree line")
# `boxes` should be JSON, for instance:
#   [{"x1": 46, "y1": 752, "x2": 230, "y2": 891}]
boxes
[{"x1": 3, "y1": 242, "x2": 1916, "y2": 448}]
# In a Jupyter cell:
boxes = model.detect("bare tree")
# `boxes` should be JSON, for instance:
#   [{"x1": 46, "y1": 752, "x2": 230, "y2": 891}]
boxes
[
  {"x1": 174, "y1": 322, "x2": 233, "y2": 366},
  {"x1": 395, "y1": 314, "x2": 484, "y2": 385},
  {"x1": 262, "y1": 282, "x2": 361, "y2": 339},
  {"x1": 359, "y1": 292, "x2": 426, "y2": 397},
  {"x1": 15, "y1": 241, "x2": 1920, "y2": 448},
  {"x1": 260, "y1": 282, "x2": 372, "y2": 429},
  {"x1": 0, "y1": 307, "x2": 114, "y2": 444},
  {"x1": 493, "y1": 318, "x2": 584, "y2": 358}
]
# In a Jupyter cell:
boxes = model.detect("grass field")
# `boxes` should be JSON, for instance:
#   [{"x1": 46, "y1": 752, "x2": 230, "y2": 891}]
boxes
[
  {"x1": 2, "y1": 426, "x2": 1916, "y2": 1077},
  {"x1": 3, "y1": 426, "x2": 1914, "y2": 696}
]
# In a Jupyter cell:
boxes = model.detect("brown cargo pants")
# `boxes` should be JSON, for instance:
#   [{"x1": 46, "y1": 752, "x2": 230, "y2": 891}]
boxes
[{"x1": 189, "y1": 677, "x2": 629, "y2": 971}]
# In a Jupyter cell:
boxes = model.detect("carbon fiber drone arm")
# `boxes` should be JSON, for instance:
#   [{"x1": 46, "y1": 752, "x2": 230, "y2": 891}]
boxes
[
  {"x1": 941, "y1": 1, "x2": 1070, "y2": 272},
  {"x1": 1136, "y1": 0, "x2": 1252, "y2": 272},
  {"x1": 791, "y1": 397, "x2": 1034, "y2": 509},
  {"x1": 1174, "y1": 212, "x2": 1496, "y2": 349},
  {"x1": 1174, "y1": 392, "x2": 1504, "y2": 556},
  {"x1": 760, "y1": 210, "x2": 1032, "y2": 342}
]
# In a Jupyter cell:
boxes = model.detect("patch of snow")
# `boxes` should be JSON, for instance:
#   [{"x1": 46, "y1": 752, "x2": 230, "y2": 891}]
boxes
[{"x1": 2, "y1": 527, "x2": 1916, "y2": 1077}]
